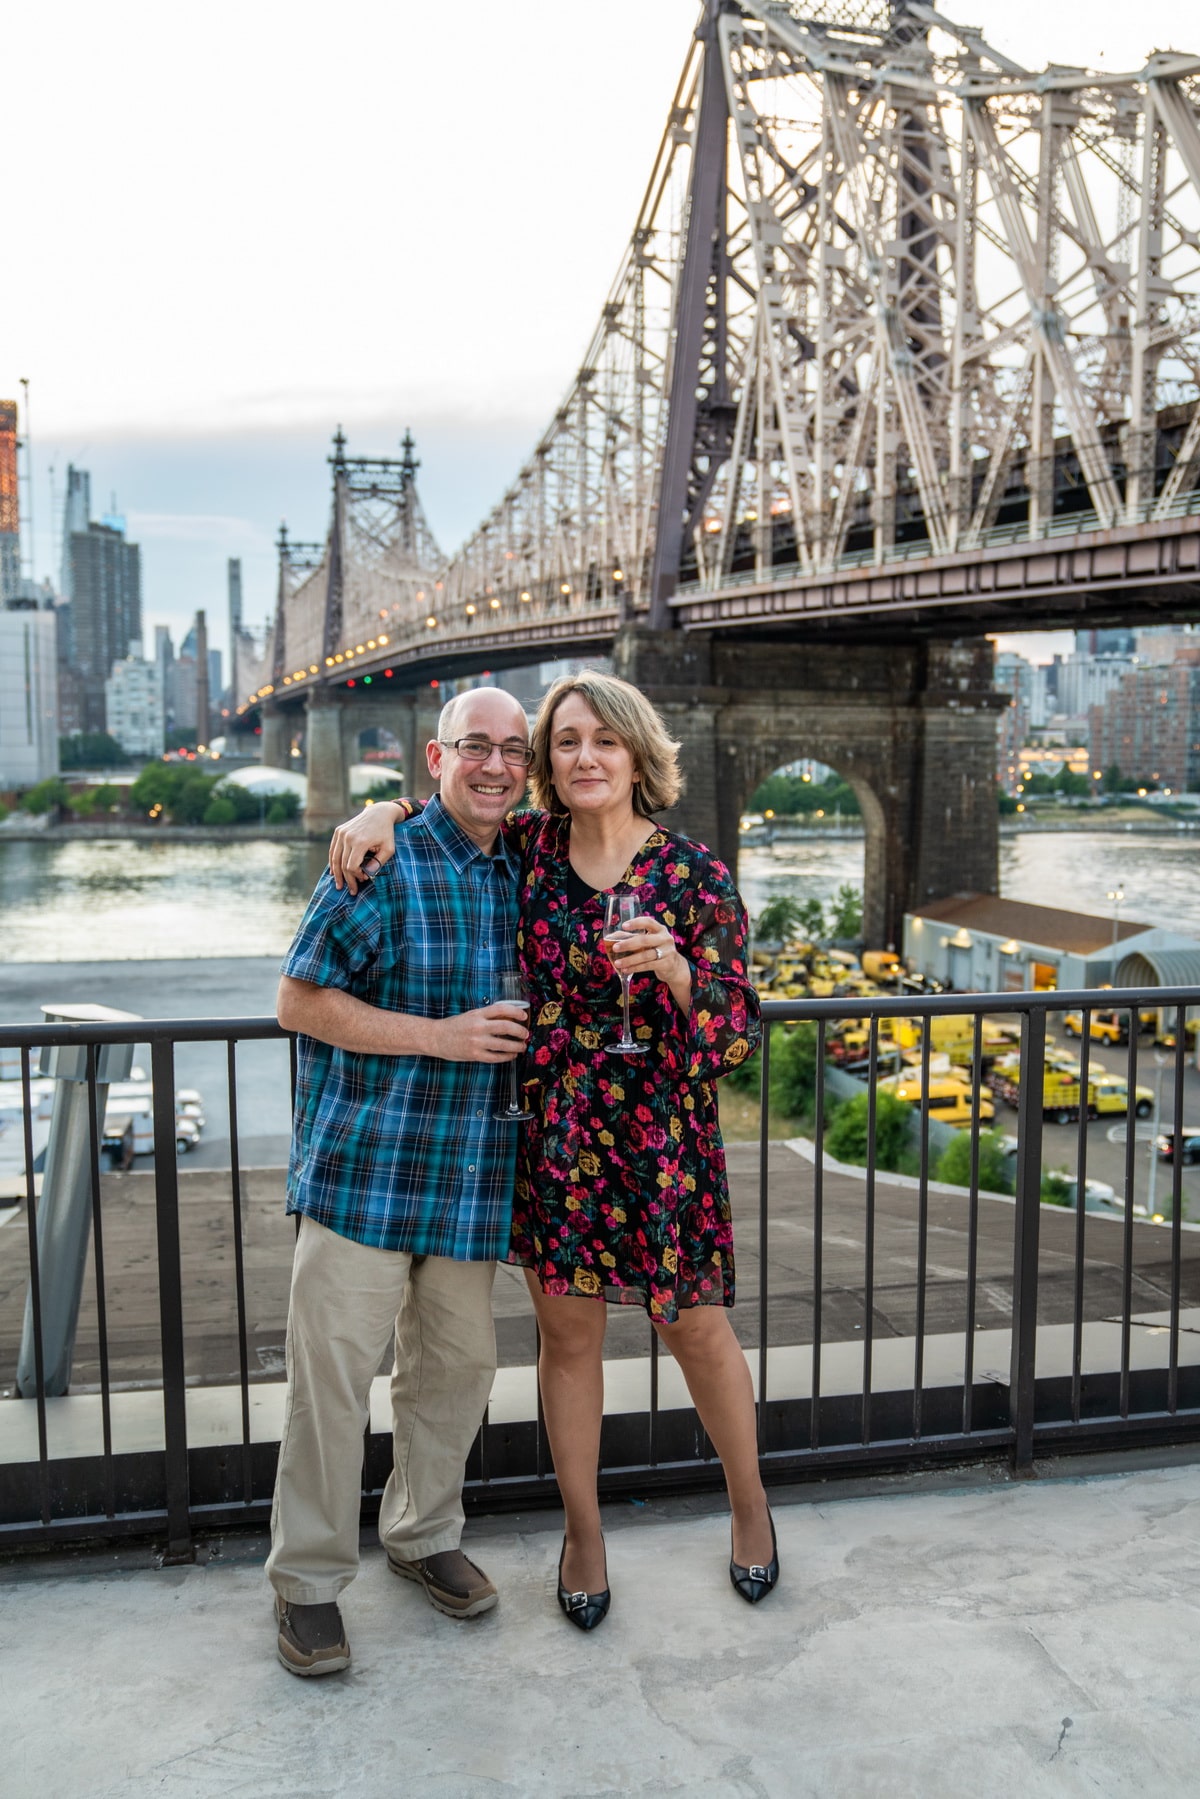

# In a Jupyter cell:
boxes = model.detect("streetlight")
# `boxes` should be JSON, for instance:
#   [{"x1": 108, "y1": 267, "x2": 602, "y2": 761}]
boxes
[{"x1": 1106, "y1": 886, "x2": 1124, "y2": 950}]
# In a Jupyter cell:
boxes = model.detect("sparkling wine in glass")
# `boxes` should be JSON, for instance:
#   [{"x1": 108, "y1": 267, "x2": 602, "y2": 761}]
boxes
[
  {"x1": 492, "y1": 971, "x2": 533, "y2": 1123},
  {"x1": 602, "y1": 892, "x2": 649, "y2": 1056}
]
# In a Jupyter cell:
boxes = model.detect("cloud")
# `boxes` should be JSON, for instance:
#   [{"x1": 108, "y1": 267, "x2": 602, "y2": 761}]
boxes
[{"x1": 124, "y1": 511, "x2": 273, "y2": 549}]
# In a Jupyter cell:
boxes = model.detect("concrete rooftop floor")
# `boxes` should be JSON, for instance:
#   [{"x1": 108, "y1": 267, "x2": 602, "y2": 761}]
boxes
[{"x1": 6, "y1": 1452, "x2": 1200, "y2": 1798}]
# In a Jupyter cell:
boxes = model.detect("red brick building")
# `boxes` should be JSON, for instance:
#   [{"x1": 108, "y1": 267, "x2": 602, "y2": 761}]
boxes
[{"x1": 1088, "y1": 654, "x2": 1200, "y2": 790}]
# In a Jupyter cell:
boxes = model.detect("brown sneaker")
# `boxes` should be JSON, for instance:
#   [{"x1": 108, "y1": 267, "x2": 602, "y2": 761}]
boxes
[
  {"x1": 275, "y1": 1597, "x2": 351, "y2": 1676},
  {"x1": 387, "y1": 1546, "x2": 498, "y2": 1619}
]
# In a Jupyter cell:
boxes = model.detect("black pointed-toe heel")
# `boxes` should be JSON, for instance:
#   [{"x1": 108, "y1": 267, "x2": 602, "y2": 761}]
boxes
[
  {"x1": 557, "y1": 1538, "x2": 610, "y2": 1632},
  {"x1": 730, "y1": 1508, "x2": 779, "y2": 1605}
]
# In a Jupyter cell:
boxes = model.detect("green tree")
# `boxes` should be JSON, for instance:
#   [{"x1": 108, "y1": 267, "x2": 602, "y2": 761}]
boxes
[
  {"x1": 21, "y1": 777, "x2": 69, "y2": 816},
  {"x1": 768, "y1": 1022, "x2": 821, "y2": 1118},
  {"x1": 130, "y1": 764, "x2": 179, "y2": 813},
  {"x1": 997, "y1": 788, "x2": 1018, "y2": 816},
  {"x1": 172, "y1": 775, "x2": 220, "y2": 824},
  {"x1": 1041, "y1": 1168, "x2": 1074, "y2": 1207},
  {"x1": 825, "y1": 1089, "x2": 913, "y2": 1171},
  {"x1": 364, "y1": 779, "x2": 404, "y2": 802},
  {"x1": 58, "y1": 732, "x2": 130, "y2": 769},
  {"x1": 934, "y1": 1128, "x2": 1015, "y2": 1195},
  {"x1": 827, "y1": 883, "x2": 863, "y2": 940},
  {"x1": 756, "y1": 896, "x2": 806, "y2": 944},
  {"x1": 266, "y1": 794, "x2": 300, "y2": 824},
  {"x1": 796, "y1": 897, "x2": 826, "y2": 940},
  {"x1": 203, "y1": 797, "x2": 237, "y2": 826}
]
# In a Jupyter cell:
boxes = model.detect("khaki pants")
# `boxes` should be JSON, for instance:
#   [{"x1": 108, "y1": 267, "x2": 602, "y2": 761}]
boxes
[{"x1": 266, "y1": 1216, "x2": 498, "y2": 1605}]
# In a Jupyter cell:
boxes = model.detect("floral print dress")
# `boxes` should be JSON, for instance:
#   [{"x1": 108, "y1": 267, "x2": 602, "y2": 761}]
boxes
[{"x1": 507, "y1": 811, "x2": 761, "y2": 1323}]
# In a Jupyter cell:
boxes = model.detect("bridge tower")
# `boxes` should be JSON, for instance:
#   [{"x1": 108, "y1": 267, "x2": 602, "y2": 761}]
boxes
[
  {"x1": 637, "y1": 0, "x2": 1001, "y2": 932},
  {"x1": 308, "y1": 428, "x2": 445, "y2": 832}
]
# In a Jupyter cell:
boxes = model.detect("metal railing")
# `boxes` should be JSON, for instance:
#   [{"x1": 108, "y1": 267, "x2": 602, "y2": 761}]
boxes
[
  {"x1": 2, "y1": 986, "x2": 1199, "y2": 1560},
  {"x1": 679, "y1": 485, "x2": 1200, "y2": 596}
]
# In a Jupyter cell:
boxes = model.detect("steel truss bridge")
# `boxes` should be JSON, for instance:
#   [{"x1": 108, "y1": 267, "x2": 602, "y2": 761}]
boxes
[{"x1": 237, "y1": 0, "x2": 1200, "y2": 716}]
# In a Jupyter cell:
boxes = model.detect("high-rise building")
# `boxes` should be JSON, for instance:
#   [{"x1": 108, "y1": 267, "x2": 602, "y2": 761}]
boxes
[
  {"x1": 166, "y1": 614, "x2": 213, "y2": 739},
  {"x1": 59, "y1": 466, "x2": 91, "y2": 600},
  {"x1": 105, "y1": 644, "x2": 164, "y2": 759},
  {"x1": 1056, "y1": 651, "x2": 1135, "y2": 720},
  {"x1": 67, "y1": 519, "x2": 142, "y2": 732},
  {"x1": 0, "y1": 603, "x2": 59, "y2": 786},
  {"x1": 1076, "y1": 627, "x2": 1136, "y2": 656},
  {"x1": 1088, "y1": 656, "x2": 1200, "y2": 790},
  {"x1": 995, "y1": 652, "x2": 1034, "y2": 793},
  {"x1": 0, "y1": 401, "x2": 19, "y2": 604}
]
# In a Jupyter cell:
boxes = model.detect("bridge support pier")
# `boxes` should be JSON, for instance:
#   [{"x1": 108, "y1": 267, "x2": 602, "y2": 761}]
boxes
[
  {"x1": 612, "y1": 629, "x2": 1004, "y2": 947},
  {"x1": 303, "y1": 690, "x2": 352, "y2": 837},
  {"x1": 259, "y1": 701, "x2": 290, "y2": 772}
]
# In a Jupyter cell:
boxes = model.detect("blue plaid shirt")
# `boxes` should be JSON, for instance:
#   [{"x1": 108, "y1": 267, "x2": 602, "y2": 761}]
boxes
[{"x1": 281, "y1": 795, "x2": 520, "y2": 1259}]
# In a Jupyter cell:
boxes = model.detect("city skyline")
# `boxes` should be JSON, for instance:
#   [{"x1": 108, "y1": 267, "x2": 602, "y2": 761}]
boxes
[{"x1": 5, "y1": 0, "x2": 1197, "y2": 661}]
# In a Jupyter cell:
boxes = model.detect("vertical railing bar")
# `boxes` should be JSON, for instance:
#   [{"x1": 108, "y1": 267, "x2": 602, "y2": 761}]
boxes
[
  {"x1": 226, "y1": 1040, "x2": 254, "y2": 1506},
  {"x1": 1010, "y1": 1006, "x2": 1045, "y2": 1474},
  {"x1": 1071, "y1": 1012, "x2": 1093, "y2": 1424},
  {"x1": 150, "y1": 1037, "x2": 193, "y2": 1562},
  {"x1": 861, "y1": 1014, "x2": 878, "y2": 1446},
  {"x1": 756, "y1": 1021, "x2": 771, "y2": 1455},
  {"x1": 962, "y1": 1014, "x2": 983, "y2": 1435},
  {"x1": 1120, "y1": 1012, "x2": 1138, "y2": 1418},
  {"x1": 811, "y1": 1019, "x2": 825, "y2": 1452},
  {"x1": 1169, "y1": 1005, "x2": 1186, "y2": 1414},
  {"x1": 912, "y1": 1019, "x2": 931, "y2": 1438},
  {"x1": 84, "y1": 1043, "x2": 115, "y2": 1514},
  {"x1": 19, "y1": 1047, "x2": 51, "y2": 1525}
]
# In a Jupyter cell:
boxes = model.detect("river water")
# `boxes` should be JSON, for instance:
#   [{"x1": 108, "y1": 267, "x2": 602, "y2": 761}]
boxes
[{"x1": 1, "y1": 827, "x2": 1198, "y2": 963}]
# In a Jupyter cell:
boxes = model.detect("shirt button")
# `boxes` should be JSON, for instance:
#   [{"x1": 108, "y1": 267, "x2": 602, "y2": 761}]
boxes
[
  {"x1": 475, "y1": 1110, "x2": 483, "y2": 1118},
  {"x1": 468, "y1": 1164, "x2": 476, "y2": 1172}
]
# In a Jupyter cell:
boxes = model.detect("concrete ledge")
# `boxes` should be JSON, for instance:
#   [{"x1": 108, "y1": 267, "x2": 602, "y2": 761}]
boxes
[{"x1": 5, "y1": 1308, "x2": 1199, "y2": 1464}]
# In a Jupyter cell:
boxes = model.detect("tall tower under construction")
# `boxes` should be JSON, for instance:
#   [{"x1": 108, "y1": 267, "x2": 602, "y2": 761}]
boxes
[{"x1": 0, "y1": 402, "x2": 19, "y2": 603}]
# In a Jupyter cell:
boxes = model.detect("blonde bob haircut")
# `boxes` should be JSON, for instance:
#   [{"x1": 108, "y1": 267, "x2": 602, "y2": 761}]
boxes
[{"x1": 528, "y1": 670, "x2": 681, "y2": 817}]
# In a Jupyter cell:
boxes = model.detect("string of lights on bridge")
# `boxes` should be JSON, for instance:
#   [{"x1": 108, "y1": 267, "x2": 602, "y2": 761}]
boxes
[{"x1": 236, "y1": 567, "x2": 628, "y2": 715}]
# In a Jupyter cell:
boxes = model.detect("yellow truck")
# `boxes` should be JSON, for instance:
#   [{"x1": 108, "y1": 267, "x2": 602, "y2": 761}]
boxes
[
  {"x1": 861, "y1": 951, "x2": 904, "y2": 984},
  {"x1": 1062, "y1": 1007, "x2": 1157, "y2": 1045},
  {"x1": 989, "y1": 1061, "x2": 1095, "y2": 1125},
  {"x1": 882, "y1": 1015, "x2": 1018, "y2": 1069},
  {"x1": 877, "y1": 1070, "x2": 995, "y2": 1129}
]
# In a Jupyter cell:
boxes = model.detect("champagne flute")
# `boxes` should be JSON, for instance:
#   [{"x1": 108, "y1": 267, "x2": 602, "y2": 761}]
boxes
[
  {"x1": 492, "y1": 971, "x2": 533, "y2": 1123},
  {"x1": 602, "y1": 891, "x2": 650, "y2": 1056}
]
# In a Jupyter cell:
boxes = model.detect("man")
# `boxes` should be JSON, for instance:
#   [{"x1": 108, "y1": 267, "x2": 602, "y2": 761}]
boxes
[{"x1": 267, "y1": 686, "x2": 532, "y2": 1677}]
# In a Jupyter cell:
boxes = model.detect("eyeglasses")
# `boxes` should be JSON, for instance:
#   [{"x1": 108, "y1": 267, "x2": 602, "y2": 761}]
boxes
[{"x1": 442, "y1": 736, "x2": 534, "y2": 768}]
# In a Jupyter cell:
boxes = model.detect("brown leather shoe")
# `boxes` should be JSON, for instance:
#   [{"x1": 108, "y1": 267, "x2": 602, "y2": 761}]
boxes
[
  {"x1": 387, "y1": 1546, "x2": 498, "y2": 1619},
  {"x1": 275, "y1": 1597, "x2": 351, "y2": 1676}
]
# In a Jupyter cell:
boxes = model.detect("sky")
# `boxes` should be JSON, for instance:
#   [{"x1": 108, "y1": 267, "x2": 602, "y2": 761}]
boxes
[{"x1": 5, "y1": 0, "x2": 1196, "y2": 667}]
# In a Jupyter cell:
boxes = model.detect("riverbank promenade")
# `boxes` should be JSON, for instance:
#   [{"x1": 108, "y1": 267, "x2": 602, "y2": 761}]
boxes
[{"x1": 6, "y1": 1452, "x2": 1200, "y2": 1797}]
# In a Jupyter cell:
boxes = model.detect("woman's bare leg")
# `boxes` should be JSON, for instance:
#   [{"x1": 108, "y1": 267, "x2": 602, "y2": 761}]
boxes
[
  {"x1": 654, "y1": 1306, "x2": 773, "y2": 1567},
  {"x1": 524, "y1": 1273, "x2": 609, "y2": 1593}
]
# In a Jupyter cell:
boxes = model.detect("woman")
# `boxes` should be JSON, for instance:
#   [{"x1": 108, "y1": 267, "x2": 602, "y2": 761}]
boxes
[{"x1": 330, "y1": 672, "x2": 775, "y2": 1628}]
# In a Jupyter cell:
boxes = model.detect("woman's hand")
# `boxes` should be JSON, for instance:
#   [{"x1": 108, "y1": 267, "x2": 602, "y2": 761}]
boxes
[
  {"x1": 329, "y1": 801, "x2": 407, "y2": 893},
  {"x1": 606, "y1": 915, "x2": 692, "y2": 1012}
]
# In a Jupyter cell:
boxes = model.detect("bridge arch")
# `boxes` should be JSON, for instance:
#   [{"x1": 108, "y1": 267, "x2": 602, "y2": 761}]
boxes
[
  {"x1": 734, "y1": 747, "x2": 882, "y2": 942},
  {"x1": 615, "y1": 628, "x2": 1004, "y2": 950}
]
